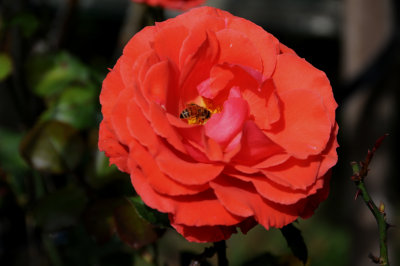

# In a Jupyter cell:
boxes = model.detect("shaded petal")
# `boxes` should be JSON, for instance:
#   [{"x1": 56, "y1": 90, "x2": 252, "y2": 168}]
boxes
[
  {"x1": 228, "y1": 172, "x2": 325, "y2": 205},
  {"x1": 261, "y1": 156, "x2": 321, "y2": 190},
  {"x1": 130, "y1": 139, "x2": 209, "y2": 196},
  {"x1": 265, "y1": 89, "x2": 332, "y2": 159},
  {"x1": 149, "y1": 102, "x2": 187, "y2": 154},
  {"x1": 318, "y1": 123, "x2": 339, "y2": 177},
  {"x1": 128, "y1": 156, "x2": 175, "y2": 213},
  {"x1": 142, "y1": 60, "x2": 172, "y2": 108},
  {"x1": 128, "y1": 154, "x2": 241, "y2": 226},
  {"x1": 170, "y1": 219, "x2": 237, "y2": 243},
  {"x1": 126, "y1": 100, "x2": 159, "y2": 153},
  {"x1": 300, "y1": 171, "x2": 331, "y2": 219},
  {"x1": 210, "y1": 177, "x2": 299, "y2": 229},
  {"x1": 98, "y1": 122, "x2": 129, "y2": 173},
  {"x1": 233, "y1": 121, "x2": 283, "y2": 165},
  {"x1": 155, "y1": 142, "x2": 224, "y2": 185},
  {"x1": 180, "y1": 31, "x2": 220, "y2": 106},
  {"x1": 170, "y1": 190, "x2": 244, "y2": 226}
]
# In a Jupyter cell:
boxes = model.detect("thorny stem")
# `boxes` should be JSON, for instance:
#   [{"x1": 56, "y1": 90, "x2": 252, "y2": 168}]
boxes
[{"x1": 351, "y1": 134, "x2": 390, "y2": 266}]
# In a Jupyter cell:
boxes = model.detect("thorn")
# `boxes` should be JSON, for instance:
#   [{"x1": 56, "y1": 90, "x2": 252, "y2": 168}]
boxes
[
  {"x1": 354, "y1": 189, "x2": 361, "y2": 200},
  {"x1": 373, "y1": 134, "x2": 389, "y2": 150},
  {"x1": 386, "y1": 223, "x2": 395, "y2": 229},
  {"x1": 379, "y1": 202, "x2": 385, "y2": 213}
]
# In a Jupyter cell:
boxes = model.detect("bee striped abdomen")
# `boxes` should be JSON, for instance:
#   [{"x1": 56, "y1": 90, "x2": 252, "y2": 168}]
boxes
[{"x1": 179, "y1": 103, "x2": 211, "y2": 124}]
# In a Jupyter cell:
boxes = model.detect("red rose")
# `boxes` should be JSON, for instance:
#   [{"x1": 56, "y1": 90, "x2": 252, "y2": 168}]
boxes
[
  {"x1": 132, "y1": 0, "x2": 205, "y2": 10},
  {"x1": 99, "y1": 7, "x2": 338, "y2": 243}
]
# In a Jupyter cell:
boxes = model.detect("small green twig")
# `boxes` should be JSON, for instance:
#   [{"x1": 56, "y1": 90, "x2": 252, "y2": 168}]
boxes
[{"x1": 351, "y1": 134, "x2": 390, "y2": 266}]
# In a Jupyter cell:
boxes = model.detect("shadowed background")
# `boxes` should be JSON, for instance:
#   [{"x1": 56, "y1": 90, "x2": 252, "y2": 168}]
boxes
[{"x1": 0, "y1": 0, "x2": 399, "y2": 265}]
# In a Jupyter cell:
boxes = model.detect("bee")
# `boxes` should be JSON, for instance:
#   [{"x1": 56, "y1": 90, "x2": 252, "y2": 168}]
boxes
[{"x1": 179, "y1": 103, "x2": 211, "y2": 124}]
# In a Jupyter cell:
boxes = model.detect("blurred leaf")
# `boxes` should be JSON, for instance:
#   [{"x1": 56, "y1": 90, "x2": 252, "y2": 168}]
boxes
[
  {"x1": 34, "y1": 186, "x2": 88, "y2": 232},
  {"x1": 83, "y1": 198, "x2": 122, "y2": 244},
  {"x1": 280, "y1": 223, "x2": 308, "y2": 265},
  {"x1": 20, "y1": 120, "x2": 84, "y2": 174},
  {"x1": 34, "y1": 53, "x2": 91, "y2": 98},
  {"x1": 9, "y1": 13, "x2": 39, "y2": 37},
  {"x1": 40, "y1": 85, "x2": 98, "y2": 129},
  {"x1": 0, "y1": 128, "x2": 29, "y2": 175},
  {"x1": 240, "y1": 252, "x2": 280, "y2": 266},
  {"x1": 0, "y1": 53, "x2": 12, "y2": 81},
  {"x1": 86, "y1": 150, "x2": 129, "y2": 190},
  {"x1": 113, "y1": 197, "x2": 160, "y2": 249},
  {"x1": 129, "y1": 196, "x2": 170, "y2": 228}
]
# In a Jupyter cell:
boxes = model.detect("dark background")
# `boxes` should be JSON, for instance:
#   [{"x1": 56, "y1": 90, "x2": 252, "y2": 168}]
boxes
[{"x1": 0, "y1": 0, "x2": 399, "y2": 265}]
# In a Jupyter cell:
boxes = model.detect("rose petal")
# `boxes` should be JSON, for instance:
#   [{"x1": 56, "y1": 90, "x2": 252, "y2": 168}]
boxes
[
  {"x1": 179, "y1": 31, "x2": 220, "y2": 105},
  {"x1": 98, "y1": 122, "x2": 129, "y2": 173},
  {"x1": 227, "y1": 16, "x2": 279, "y2": 78},
  {"x1": 262, "y1": 156, "x2": 322, "y2": 190},
  {"x1": 265, "y1": 89, "x2": 332, "y2": 159},
  {"x1": 130, "y1": 139, "x2": 209, "y2": 196},
  {"x1": 128, "y1": 156, "x2": 174, "y2": 213},
  {"x1": 111, "y1": 88, "x2": 135, "y2": 146},
  {"x1": 128, "y1": 153, "x2": 241, "y2": 227},
  {"x1": 300, "y1": 171, "x2": 331, "y2": 219},
  {"x1": 170, "y1": 219, "x2": 237, "y2": 243},
  {"x1": 216, "y1": 28, "x2": 263, "y2": 73},
  {"x1": 120, "y1": 26, "x2": 156, "y2": 86},
  {"x1": 233, "y1": 121, "x2": 283, "y2": 165},
  {"x1": 126, "y1": 100, "x2": 159, "y2": 153},
  {"x1": 153, "y1": 25, "x2": 189, "y2": 67},
  {"x1": 273, "y1": 53, "x2": 337, "y2": 126},
  {"x1": 149, "y1": 102, "x2": 187, "y2": 154},
  {"x1": 155, "y1": 142, "x2": 224, "y2": 185},
  {"x1": 100, "y1": 60, "x2": 125, "y2": 118},
  {"x1": 205, "y1": 90, "x2": 249, "y2": 147},
  {"x1": 210, "y1": 177, "x2": 299, "y2": 229},
  {"x1": 228, "y1": 171, "x2": 325, "y2": 205},
  {"x1": 318, "y1": 123, "x2": 339, "y2": 177},
  {"x1": 142, "y1": 60, "x2": 178, "y2": 109},
  {"x1": 171, "y1": 190, "x2": 243, "y2": 226}
]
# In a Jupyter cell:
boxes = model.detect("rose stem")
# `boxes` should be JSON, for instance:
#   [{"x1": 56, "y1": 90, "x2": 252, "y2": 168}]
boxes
[
  {"x1": 214, "y1": 240, "x2": 228, "y2": 266},
  {"x1": 351, "y1": 134, "x2": 390, "y2": 265}
]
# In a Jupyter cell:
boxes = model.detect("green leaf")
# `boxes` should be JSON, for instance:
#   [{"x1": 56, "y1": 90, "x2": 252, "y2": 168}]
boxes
[
  {"x1": 0, "y1": 53, "x2": 12, "y2": 81},
  {"x1": 34, "y1": 186, "x2": 88, "y2": 231},
  {"x1": 9, "y1": 13, "x2": 39, "y2": 37},
  {"x1": 34, "y1": 53, "x2": 91, "y2": 98},
  {"x1": 280, "y1": 223, "x2": 308, "y2": 265},
  {"x1": 113, "y1": 197, "x2": 160, "y2": 249},
  {"x1": 128, "y1": 196, "x2": 170, "y2": 228},
  {"x1": 40, "y1": 85, "x2": 99, "y2": 129},
  {"x1": 20, "y1": 120, "x2": 85, "y2": 174}
]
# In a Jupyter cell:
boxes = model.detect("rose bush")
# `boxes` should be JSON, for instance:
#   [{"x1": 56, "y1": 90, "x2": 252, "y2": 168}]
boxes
[
  {"x1": 132, "y1": 0, "x2": 205, "y2": 10},
  {"x1": 99, "y1": 7, "x2": 339, "y2": 242}
]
